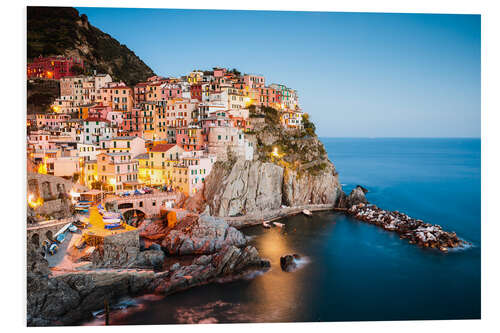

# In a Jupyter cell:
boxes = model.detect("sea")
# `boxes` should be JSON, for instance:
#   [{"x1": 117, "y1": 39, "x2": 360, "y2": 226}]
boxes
[{"x1": 85, "y1": 138, "x2": 481, "y2": 325}]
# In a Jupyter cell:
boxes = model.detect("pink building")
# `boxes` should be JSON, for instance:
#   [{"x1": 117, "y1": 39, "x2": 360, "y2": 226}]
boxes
[
  {"x1": 213, "y1": 67, "x2": 227, "y2": 78},
  {"x1": 87, "y1": 104, "x2": 112, "y2": 120},
  {"x1": 160, "y1": 83, "x2": 183, "y2": 101},
  {"x1": 101, "y1": 82, "x2": 134, "y2": 111},
  {"x1": 176, "y1": 126, "x2": 206, "y2": 151},
  {"x1": 156, "y1": 99, "x2": 198, "y2": 128},
  {"x1": 34, "y1": 113, "x2": 71, "y2": 129},
  {"x1": 119, "y1": 107, "x2": 143, "y2": 137},
  {"x1": 243, "y1": 74, "x2": 265, "y2": 89}
]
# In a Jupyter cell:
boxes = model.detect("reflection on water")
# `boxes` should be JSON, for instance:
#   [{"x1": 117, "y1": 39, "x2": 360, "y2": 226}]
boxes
[
  {"x1": 81, "y1": 138, "x2": 480, "y2": 325},
  {"x1": 246, "y1": 226, "x2": 302, "y2": 322},
  {"x1": 83, "y1": 211, "x2": 479, "y2": 325}
]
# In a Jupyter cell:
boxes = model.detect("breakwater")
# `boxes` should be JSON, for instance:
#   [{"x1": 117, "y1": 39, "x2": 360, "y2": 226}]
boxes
[{"x1": 347, "y1": 203, "x2": 465, "y2": 252}]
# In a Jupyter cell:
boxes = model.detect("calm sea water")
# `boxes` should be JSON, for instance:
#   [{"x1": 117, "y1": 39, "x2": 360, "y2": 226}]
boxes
[{"x1": 88, "y1": 138, "x2": 481, "y2": 324}]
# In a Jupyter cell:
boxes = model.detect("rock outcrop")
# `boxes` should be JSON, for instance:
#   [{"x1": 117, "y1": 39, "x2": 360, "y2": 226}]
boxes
[
  {"x1": 89, "y1": 230, "x2": 140, "y2": 268},
  {"x1": 346, "y1": 185, "x2": 368, "y2": 207},
  {"x1": 345, "y1": 187, "x2": 465, "y2": 251},
  {"x1": 282, "y1": 165, "x2": 343, "y2": 207},
  {"x1": 146, "y1": 214, "x2": 248, "y2": 255},
  {"x1": 279, "y1": 254, "x2": 300, "y2": 272},
  {"x1": 195, "y1": 107, "x2": 344, "y2": 218},
  {"x1": 204, "y1": 160, "x2": 284, "y2": 217},
  {"x1": 201, "y1": 158, "x2": 343, "y2": 217},
  {"x1": 27, "y1": 244, "x2": 269, "y2": 326}
]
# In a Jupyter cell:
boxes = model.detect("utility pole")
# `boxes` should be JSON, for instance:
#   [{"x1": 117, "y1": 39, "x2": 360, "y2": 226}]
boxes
[{"x1": 104, "y1": 299, "x2": 110, "y2": 325}]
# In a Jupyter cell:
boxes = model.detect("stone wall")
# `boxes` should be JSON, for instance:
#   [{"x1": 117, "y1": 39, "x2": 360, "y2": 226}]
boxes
[{"x1": 27, "y1": 173, "x2": 81, "y2": 200}]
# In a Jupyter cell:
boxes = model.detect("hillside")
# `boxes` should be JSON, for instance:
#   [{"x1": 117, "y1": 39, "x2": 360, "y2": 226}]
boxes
[
  {"x1": 27, "y1": 79, "x2": 60, "y2": 114},
  {"x1": 186, "y1": 106, "x2": 344, "y2": 217},
  {"x1": 27, "y1": 6, "x2": 155, "y2": 85}
]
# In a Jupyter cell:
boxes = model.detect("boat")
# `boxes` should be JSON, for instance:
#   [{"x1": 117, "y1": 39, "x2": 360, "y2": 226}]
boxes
[
  {"x1": 302, "y1": 209, "x2": 313, "y2": 217},
  {"x1": 55, "y1": 233, "x2": 66, "y2": 244},
  {"x1": 104, "y1": 223, "x2": 122, "y2": 230},
  {"x1": 102, "y1": 212, "x2": 121, "y2": 219},
  {"x1": 48, "y1": 243, "x2": 59, "y2": 255},
  {"x1": 274, "y1": 222, "x2": 284, "y2": 228},
  {"x1": 102, "y1": 218, "x2": 122, "y2": 224},
  {"x1": 75, "y1": 203, "x2": 90, "y2": 208},
  {"x1": 262, "y1": 221, "x2": 271, "y2": 228},
  {"x1": 41, "y1": 240, "x2": 51, "y2": 252}
]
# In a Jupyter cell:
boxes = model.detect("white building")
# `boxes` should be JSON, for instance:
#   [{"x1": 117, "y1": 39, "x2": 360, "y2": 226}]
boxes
[
  {"x1": 77, "y1": 143, "x2": 100, "y2": 162},
  {"x1": 101, "y1": 136, "x2": 146, "y2": 158},
  {"x1": 82, "y1": 119, "x2": 116, "y2": 145}
]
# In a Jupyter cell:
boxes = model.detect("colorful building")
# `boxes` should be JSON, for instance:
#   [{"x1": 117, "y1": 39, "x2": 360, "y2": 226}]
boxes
[
  {"x1": 27, "y1": 55, "x2": 84, "y2": 80},
  {"x1": 96, "y1": 152, "x2": 139, "y2": 192},
  {"x1": 176, "y1": 126, "x2": 206, "y2": 151}
]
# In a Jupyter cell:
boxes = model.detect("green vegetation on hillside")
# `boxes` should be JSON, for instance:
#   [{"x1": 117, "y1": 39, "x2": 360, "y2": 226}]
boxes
[{"x1": 251, "y1": 105, "x2": 330, "y2": 176}]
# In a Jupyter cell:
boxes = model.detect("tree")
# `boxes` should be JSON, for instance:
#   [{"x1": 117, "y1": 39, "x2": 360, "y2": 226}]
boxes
[
  {"x1": 230, "y1": 68, "x2": 241, "y2": 76},
  {"x1": 302, "y1": 113, "x2": 316, "y2": 137}
]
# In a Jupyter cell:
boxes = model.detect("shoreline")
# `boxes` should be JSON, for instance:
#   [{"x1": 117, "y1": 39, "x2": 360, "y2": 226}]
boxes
[
  {"x1": 220, "y1": 199, "x2": 465, "y2": 253},
  {"x1": 221, "y1": 204, "x2": 342, "y2": 229}
]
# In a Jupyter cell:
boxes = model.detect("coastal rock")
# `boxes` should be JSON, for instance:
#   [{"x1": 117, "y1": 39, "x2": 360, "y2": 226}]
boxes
[
  {"x1": 347, "y1": 203, "x2": 464, "y2": 250},
  {"x1": 282, "y1": 164, "x2": 342, "y2": 207},
  {"x1": 28, "y1": 231, "x2": 270, "y2": 326},
  {"x1": 280, "y1": 254, "x2": 298, "y2": 272},
  {"x1": 212, "y1": 245, "x2": 269, "y2": 275},
  {"x1": 90, "y1": 230, "x2": 140, "y2": 267},
  {"x1": 182, "y1": 189, "x2": 207, "y2": 213},
  {"x1": 160, "y1": 214, "x2": 247, "y2": 255},
  {"x1": 133, "y1": 250, "x2": 165, "y2": 269},
  {"x1": 346, "y1": 185, "x2": 368, "y2": 207},
  {"x1": 204, "y1": 160, "x2": 284, "y2": 217}
]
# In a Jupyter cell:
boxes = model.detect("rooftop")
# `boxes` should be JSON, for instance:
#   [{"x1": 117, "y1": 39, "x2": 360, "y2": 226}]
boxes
[
  {"x1": 135, "y1": 153, "x2": 149, "y2": 160},
  {"x1": 111, "y1": 136, "x2": 141, "y2": 141},
  {"x1": 150, "y1": 144, "x2": 177, "y2": 152}
]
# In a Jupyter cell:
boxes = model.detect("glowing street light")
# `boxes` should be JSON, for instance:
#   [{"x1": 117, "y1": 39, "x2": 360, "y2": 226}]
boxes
[
  {"x1": 28, "y1": 193, "x2": 43, "y2": 209},
  {"x1": 271, "y1": 146, "x2": 280, "y2": 158}
]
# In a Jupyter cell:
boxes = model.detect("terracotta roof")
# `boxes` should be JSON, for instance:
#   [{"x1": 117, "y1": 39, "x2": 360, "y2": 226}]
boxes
[
  {"x1": 85, "y1": 117, "x2": 108, "y2": 122},
  {"x1": 149, "y1": 144, "x2": 177, "y2": 152}
]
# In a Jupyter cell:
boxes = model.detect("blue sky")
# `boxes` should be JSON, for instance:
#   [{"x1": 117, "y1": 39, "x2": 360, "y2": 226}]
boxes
[{"x1": 77, "y1": 8, "x2": 480, "y2": 138}]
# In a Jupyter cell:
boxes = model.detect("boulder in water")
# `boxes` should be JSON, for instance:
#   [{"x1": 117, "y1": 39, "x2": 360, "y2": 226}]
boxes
[
  {"x1": 347, "y1": 185, "x2": 368, "y2": 207},
  {"x1": 280, "y1": 254, "x2": 298, "y2": 272}
]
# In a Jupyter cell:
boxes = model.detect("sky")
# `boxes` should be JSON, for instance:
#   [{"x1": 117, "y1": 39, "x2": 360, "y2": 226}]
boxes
[{"x1": 77, "y1": 7, "x2": 480, "y2": 138}]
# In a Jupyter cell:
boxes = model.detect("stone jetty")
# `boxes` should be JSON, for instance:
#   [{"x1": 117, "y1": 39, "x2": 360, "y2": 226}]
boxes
[{"x1": 347, "y1": 203, "x2": 465, "y2": 252}]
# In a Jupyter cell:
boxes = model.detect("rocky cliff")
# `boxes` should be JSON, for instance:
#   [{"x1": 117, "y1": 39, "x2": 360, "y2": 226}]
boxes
[
  {"x1": 204, "y1": 160, "x2": 284, "y2": 217},
  {"x1": 27, "y1": 7, "x2": 155, "y2": 85},
  {"x1": 27, "y1": 214, "x2": 270, "y2": 326},
  {"x1": 191, "y1": 107, "x2": 344, "y2": 217}
]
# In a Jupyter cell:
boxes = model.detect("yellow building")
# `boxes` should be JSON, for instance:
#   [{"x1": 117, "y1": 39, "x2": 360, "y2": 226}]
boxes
[
  {"x1": 83, "y1": 160, "x2": 98, "y2": 188},
  {"x1": 136, "y1": 144, "x2": 186, "y2": 191},
  {"x1": 96, "y1": 152, "x2": 139, "y2": 192}
]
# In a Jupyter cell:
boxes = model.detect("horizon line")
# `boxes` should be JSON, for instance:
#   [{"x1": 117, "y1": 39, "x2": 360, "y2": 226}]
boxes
[{"x1": 318, "y1": 136, "x2": 481, "y2": 139}]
